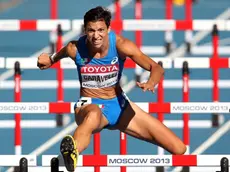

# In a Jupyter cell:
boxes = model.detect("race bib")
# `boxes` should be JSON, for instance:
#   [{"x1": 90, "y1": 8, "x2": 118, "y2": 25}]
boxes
[{"x1": 76, "y1": 97, "x2": 92, "y2": 108}]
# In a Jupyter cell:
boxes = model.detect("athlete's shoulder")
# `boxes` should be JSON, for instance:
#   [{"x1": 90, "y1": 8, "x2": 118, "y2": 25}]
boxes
[
  {"x1": 115, "y1": 34, "x2": 124, "y2": 43},
  {"x1": 66, "y1": 40, "x2": 78, "y2": 59},
  {"x1": 115, "y1": 34, "x2": 133, "y2": 50}
]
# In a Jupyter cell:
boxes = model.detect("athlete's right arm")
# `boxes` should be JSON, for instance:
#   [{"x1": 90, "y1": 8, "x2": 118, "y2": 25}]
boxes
[{"x1": 37, "y1": 41, "x2": 78, "y2": 70}]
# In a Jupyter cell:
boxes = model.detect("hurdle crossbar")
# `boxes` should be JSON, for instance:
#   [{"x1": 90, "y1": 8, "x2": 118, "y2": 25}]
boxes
[
  {"x1": 0, "y1": 102, "x2": 230, "y2": 114},
  {"x1": 0, "y1": 57, "x2": 173, "y2": 69},
  {"x1": 140, "y1": 46, "x2": 230, "y2": 55},
  {"x1": 0, "y1": 19, "x2": 229, "y2": 31},
  {"x1": 1, "y1": 57, "x2": 230, "y2": 69},
  {"x1": 0, "y1": 155, "x2": 36, "y2": 166},
  {"x1": 40, "y1": 155, "x2": 230, "y2": 167}
]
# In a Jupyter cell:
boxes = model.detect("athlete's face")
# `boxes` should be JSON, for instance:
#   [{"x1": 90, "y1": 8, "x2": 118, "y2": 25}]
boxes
[{"x1": 85, "y1": 20, "x2": 110, "y2": 49}]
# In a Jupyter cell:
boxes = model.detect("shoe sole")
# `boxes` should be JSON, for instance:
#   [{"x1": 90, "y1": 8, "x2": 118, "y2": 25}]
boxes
[{"x1": 60, "y1": 135, "x2": 78, "y2": 172}]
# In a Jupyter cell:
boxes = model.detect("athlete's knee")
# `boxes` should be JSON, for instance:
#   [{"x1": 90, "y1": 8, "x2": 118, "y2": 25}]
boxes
[
  {"x1": 75, "y1": 105, "x2": 101, "y2": 126},
  {"x1": 172, "y1": 142, "x2": 187, "y2": 155},
  {"x1": 82, "y1": 107, "x2": 102, "y2": 128},
  {"x1": 85, "y1": 111, "x2": 101, "y2": 124}
]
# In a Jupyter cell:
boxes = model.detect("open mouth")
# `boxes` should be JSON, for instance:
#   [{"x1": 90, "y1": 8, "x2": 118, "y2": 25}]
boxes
[{"x1": 93, "y1": 40, "x2": 102, "y2": 45}]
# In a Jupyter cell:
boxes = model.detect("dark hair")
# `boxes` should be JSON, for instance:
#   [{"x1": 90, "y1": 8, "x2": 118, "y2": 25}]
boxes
[{"x1": 84, "y1": 6, "x2": 111, "y2": 28}]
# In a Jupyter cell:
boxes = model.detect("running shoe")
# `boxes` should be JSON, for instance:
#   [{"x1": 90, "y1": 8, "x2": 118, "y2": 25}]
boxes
[{"x1": 60, "y1": 135, "x2": 78, "y2": 172}]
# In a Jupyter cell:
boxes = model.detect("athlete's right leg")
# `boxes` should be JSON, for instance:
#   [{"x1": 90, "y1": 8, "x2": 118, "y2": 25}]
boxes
[{"x1": 60, "y1": 104, "x2": 109, "y2": 171}]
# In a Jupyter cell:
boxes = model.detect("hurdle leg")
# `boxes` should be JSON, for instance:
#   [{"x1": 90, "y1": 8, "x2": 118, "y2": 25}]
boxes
[
  {"x1": 51, "y1": 157, "x2": 62, "y2": 172},
  {"x1": 156, "y1": 166, "x2": 164, "y2": 172},
  {"x1": 181, "y1": 166, "x2": 189, "y2": 172},
  {"x1": 220, "y1": 157, "x2": 229, "y2": 172},
  {"x1": 19, "y1": 157, "x2": 28, "y2": 172}
]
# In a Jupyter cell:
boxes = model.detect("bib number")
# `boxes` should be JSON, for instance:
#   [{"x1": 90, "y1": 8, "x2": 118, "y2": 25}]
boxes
[{"x1": 76, "y1": 97, "x2": 92, "y2": 108}]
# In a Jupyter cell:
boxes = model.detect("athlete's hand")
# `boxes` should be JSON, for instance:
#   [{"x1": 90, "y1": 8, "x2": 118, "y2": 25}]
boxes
[
  {"x1": 136, "y1": 81, "x2": 155, "y2": 93},
  {"x1": 37, "y1": 53, "x2": 52, "y2": 70}
]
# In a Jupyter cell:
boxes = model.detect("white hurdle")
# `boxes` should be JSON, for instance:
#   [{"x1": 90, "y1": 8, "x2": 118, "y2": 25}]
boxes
[
  {"x1": 0, "y1": 155, "x2": 36, "y2": 166},
  {"x1": 1, "y1": 57, "x2": 230, "y2": 69},
  {"x1": 0, "y1": 102, "x2": 230, "y2": 114},
  {"x1": 0, "y1": 155, "x2": 229, "y2": 172},
  {"x1": 41, "y1": 154, "x2": 230, "y2": 167}
]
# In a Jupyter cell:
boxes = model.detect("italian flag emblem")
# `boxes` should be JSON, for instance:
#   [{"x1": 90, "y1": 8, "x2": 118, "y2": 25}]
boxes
[
  {"x1": 98, "y1": 104, "x2": 104, "y2": 108},
  {"x1": 81, "y1": 58, "x2": 89, "y2": 64}
]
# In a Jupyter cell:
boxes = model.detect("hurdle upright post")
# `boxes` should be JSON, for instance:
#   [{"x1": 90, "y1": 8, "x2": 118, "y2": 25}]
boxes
[
  {"x1": 56, "y1": 24, "x2": 64, "y2": 127},
  {"x1": 211, "y1": 24, "x2": 220, "y2": 127},
  {"x1": 220, "y1": 157, "x2": 229, "y2": 172},
  {"x1": 94, "y1": 132, "x2": 101, "y2": 172},
  {"x1": 181, "y1": 61, "x2": 190, "y2": 172},
  {"x1": 19, "y1": 157, "x2": 28, "y2": 172},
  {"x1": 112, "y1": 0, "x2": 122, "y2": 35},
  {"x1": 165, "y1": 0, "x2": 173, "y2": 53},
  {"x1": 112, "y1": 1, "x2": 127, "y2": 172},
  {"x1": 50, "y1": 0, "x2": 57, "y2": 19},
  {"x1": 14, "y1": 61, "x2": 22, "y2": 156},
  {"x1": 49, "y1": 0, "x2": 58, "y2": 55},
  {"x1": 185, "y1": 0, "x2": 193, "y2": 54},
  {"x1": 51, "y1": 157, "x2": 59, "y2": 172},
  {"x1": 134, "y1": 0, "x2": 143, "y2": 83},
  {"x1": 182, "y1": 61, "x2": 190, "y2": 153}
]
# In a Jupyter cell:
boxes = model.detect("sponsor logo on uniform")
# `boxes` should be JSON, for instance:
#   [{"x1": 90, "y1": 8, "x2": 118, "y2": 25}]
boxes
[
  {"x1": 80, "y1": 64, "x2": 119, "y2": 88},
  {"x1": 81, "y1": 64, "x2": 119, "y2": 73},
  {"x1": 111, "y1": 57, "x2": 118, "y2": 64}
]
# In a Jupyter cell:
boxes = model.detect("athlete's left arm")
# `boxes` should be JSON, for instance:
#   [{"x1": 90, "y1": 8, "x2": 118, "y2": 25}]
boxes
[{"x1": 116, "y1": 35, "x2": 164, "y2": 92}]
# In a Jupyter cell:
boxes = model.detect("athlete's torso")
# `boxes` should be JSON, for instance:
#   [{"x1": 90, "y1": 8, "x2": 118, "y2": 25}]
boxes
[{"x1": 75, "y1": 31, "x2": 125, "y2": 99}]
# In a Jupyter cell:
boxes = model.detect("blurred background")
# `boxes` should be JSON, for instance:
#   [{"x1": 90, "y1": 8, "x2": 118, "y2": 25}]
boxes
[{"x1": 0, "y1": 0, "x2": 230, "y2": 171}]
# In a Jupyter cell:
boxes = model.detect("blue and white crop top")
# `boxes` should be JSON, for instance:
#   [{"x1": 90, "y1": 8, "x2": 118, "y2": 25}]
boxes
[{"x1": 75, "y1": 31, "x2": 125, "y2": 89}]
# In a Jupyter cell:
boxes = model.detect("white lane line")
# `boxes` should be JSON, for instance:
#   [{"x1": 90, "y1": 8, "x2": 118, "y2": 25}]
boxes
[
  {"x1": 201, "y1": 37, "x2": 230, "y2": 46},
  {"x1": 0, "y1": 0, "x2": 24, "y2": 14},
  {"x1": 1, "y1": 79, "x2": 230, "y2": 89},
  {"x1": 192, "y1": 120, "x2": 230, "y2": 154}
]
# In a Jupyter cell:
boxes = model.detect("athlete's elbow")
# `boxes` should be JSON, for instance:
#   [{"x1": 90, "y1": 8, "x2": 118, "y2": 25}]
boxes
[{"x1": 156, "y1": 64, "x2": 164, "y2": 77}]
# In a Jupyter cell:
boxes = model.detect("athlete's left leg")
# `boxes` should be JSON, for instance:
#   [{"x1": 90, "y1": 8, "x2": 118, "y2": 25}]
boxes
[{"x1": 115, "y1": 101, "x2": 186, "y2": 155}]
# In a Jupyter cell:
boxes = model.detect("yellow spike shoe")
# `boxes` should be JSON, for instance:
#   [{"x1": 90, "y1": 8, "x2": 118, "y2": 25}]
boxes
[{"x1": 60, "y1": 135, "x2": 78, "y2": 172}]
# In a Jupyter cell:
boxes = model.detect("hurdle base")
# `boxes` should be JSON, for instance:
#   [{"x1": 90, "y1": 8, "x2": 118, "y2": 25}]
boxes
[
  {"x1": 56, "y1": 114, "x2": 63, "y2": 127},
  {"x1": 181, "y1": 166, "x2": 190, "y2": 172},
  {"x1": 212, "y1": 113, "x2": 220, "y2": 127},
  {"x1": 135, "y1": 74, "x2": 141, "y2": 83},
  {"x1": 165, "y1": 42, "x2": 172, "y2": 54},
  {"x1": 156, "y1": 166, "x2": 164, "y2": 172},
  {"x1": 14, "y1": 166, "x2": 20, "y2": 172},
  {"x1": 186, "y1": 42, "x2": 191, "y2": 54}
]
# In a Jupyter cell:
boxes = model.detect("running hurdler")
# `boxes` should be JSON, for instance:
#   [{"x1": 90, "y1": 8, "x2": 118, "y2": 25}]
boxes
[{"x1": 37, "y1": 6, "x2": 186, "y2": 172}]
